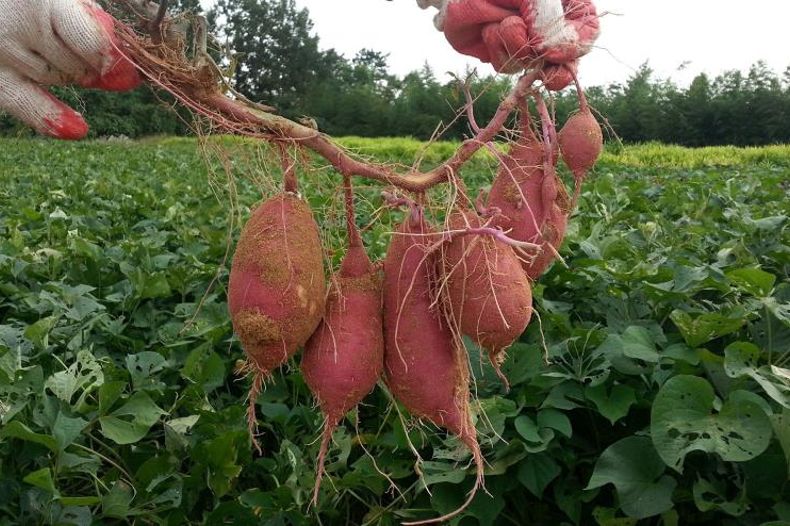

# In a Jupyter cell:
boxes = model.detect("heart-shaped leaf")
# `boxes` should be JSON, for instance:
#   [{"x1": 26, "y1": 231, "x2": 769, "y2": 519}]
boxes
[
  {"x1": 651, "y1": 375, "x2": 772, "y2": 472},
  {"x1": 587, "y1": 436, "x2": 676, "y2": 519},
  {"x1": 99, "y1": 392, "x2": 165, "y2": 445}
]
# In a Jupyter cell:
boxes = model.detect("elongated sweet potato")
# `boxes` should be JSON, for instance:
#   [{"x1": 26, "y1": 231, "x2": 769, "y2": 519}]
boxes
[
  {"x1": 302, "y1": 240, "x2": 383, "y2": 505},
  {"x1": 228, "y1": 193, "x2": 326, "y2": 445},
  {"x1": 487, "y1": 113, "x2": 570, "y2": 279},
  {"x1": 441, "y1": 208, "x2": 533, "y2": 384},
  {"x1": 383, "y1": 209, "x2": 483, "y2": 525}
]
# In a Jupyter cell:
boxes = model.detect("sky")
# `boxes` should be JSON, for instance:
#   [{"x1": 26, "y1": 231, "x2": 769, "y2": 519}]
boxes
[{"x1": 200, "y1": 0, "x2": 790, "y2": 87}]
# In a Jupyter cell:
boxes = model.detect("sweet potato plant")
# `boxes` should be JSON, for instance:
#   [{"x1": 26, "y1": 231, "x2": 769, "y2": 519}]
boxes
[{"x1": 0, "y1": 139, "x2": 789, "y2": 524}]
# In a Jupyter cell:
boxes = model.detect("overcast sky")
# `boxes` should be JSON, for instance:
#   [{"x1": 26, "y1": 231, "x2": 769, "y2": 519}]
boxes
[{"x1": 201, "y1": 0, "x2": 789, "y2": 86}]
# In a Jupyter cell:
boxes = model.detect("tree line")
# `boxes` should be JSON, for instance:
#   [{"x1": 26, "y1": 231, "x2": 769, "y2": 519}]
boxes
[{"x1": 2, "y1": 0, "x2": 789, "y2": 146}]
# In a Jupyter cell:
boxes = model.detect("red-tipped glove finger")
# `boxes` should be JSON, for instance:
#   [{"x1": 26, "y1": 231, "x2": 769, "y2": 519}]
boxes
[
  {"x1": 0, "y1": 68, "x2": 89, "y2": 140},
  {"x1": 52, "y1": 0, "x2": 140, "y2": 91}
]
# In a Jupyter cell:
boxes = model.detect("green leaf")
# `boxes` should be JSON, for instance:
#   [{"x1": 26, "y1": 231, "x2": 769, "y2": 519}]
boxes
[
  {"x1": 98, "y1": 381, "x2": 126, "y2": 415},
  {"x1": 517, "y1": 453, "x2": 561, "y2": 498},
  {"x1": 99, "y1": 392, "x2": 165, "y2": 445},
  {"x1": 1, "y1": 421, "x2": 57, "y2": 452},
  {"x1": 514, "y1": 416, "x2": 541, "y2": 442},
  {"x1": 620, "y1": 326, "x2": 660, "y2": 362},
  {"x1": 102, "y1": 481, "x2": 134, "y2": 519},
  {"x1": 537, "y1": 409, "x2": 572, "y2": 438},
  {"x1": 651, "y1": 375, "x2": 773, "y2": 472},
  {"x1": 592, "y1": 507, "x2": 639, "y2": 526},
  {"x1": 52, "y1": 413, "x2": 88, "y2": 451},
  {"x1": 670, "y1": 310, "x2": 745, "y2": 348},
  {"x1": 45, "y1": 349, "x2": 104, "y2": 409},
  {"x1": 762, "y1": 297, "x2": 790, "y2": 327},
  {"x1": 200, "y1": 432, "x2": 245, "y2": 498},
  {"x1": 514, "y1": 415, "x2": 555, "y2": 453},
  {"x1": 772, "y1": 408, "x2": 790, "y2": 477},
  {"x1": 501, "y1": 342, "x2": 545, "y2": 386},
  {"x1": 586, "y1": 384, "x2": 637, "y2": 425},
  {"x1": 724, "y1": 342, "x2": 790, "y2": 408},
  {"x1": 597, "y1": 327, "x2": 658, "y2": 376},
  {"x1": 542, "y1": 381, "x2": 585, "y2": 410},
  {"x1": 59, "y1": 496, "x2": 101, "y2": 506},
  {"x1": 183, "y1": 347, "x2": 226, "y2": 394},
  {"x1": 587, "y1": 436, "x2": 676, "y2": 519},
  {"x1": 421, "y1": 461, "x2": 468, "y2": 487},
  {"x1": 727, "y1": 267, "x2": 776, "y2": 297},
  {"x1": 692, "y1": 477, "x2": 748, "y2": 516},
  {"x1": 476, "y1": 397, "x2": 518, "y2": 438},
  {"x1": 23, "y1": 316, "x2": 57, "y2": 350},
  {"x1": 126, "y1": 352, "x2": 167, "y2": 391},
  {"x1": 23, "y1": 467, "x2": 57, "y2": 494},
  {"x1": 663, "y1": 343, "x2": 700, "y2": 365}
]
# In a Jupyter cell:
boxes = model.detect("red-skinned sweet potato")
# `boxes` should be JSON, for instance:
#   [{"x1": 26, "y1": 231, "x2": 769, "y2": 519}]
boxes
[
  {"x1": 302, "y1": 240, "x2": 383, "y2": 505},
  {"x1": 487, "y1": 112, "x2": 571, "y2": 279},
  {"x1": 383, "y1": 208, "x2": 483, "y2": 525},
  {"x1": 559, "y1": 108, "x2": 603, "y2": 179},
  {"x1": 441, "y1": 208, "x2": 533, "y2": 384},
  {"x1": 228, "y1": 193, "x2": 326, "y2": 445}
]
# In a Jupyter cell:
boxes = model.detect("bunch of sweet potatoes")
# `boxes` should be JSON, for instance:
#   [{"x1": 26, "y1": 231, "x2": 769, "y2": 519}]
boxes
[{"x1": 225, "y1": 90, "x2": 602, "y2": 523}]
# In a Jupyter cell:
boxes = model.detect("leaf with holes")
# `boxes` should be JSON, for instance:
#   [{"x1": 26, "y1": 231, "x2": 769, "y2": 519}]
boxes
[
  {"x1": 44, "y1": 350, "x2": 104, "y2": 410},
  {"x1": 726, "y1": 267, "x2": 776, "y2": 297},
  {"x1": 99, "y1": 392, "x2": 165, "y2": 445},
  {"x1": 670, "y1": 310, "x2": 746, "y2": 348},
  {"x1": 587, "y1": 436, "x2": 676, "y2": 519},
  {"x1": 126, "y1": 352, "x2": 167, "y2": 392},
  {"x1": 724, "y1": 342, "x2": 790, "y2": 408},
  {"x1": 692, "y1": 476, "x2": 748, "y2": 516},
  {"x1": 651, "y1": 376, "x2": 773, "y2": 472}
]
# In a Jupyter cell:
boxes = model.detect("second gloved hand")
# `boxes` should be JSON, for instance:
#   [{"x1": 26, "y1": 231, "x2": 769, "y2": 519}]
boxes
[
  {"x1": 0, "y1": 0, "x2": 141, "y2": 140},
  {"x1": 418, "y1": 0, "x2": 600, "y2": 75}
]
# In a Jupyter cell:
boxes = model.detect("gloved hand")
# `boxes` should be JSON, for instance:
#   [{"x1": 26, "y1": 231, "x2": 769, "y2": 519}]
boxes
[
  {"x1": 0, "y1": 0, "x2": 141, "y2": 140},
  {"x1": 418, "y1": 0, "x2": 599, "y2": 76}
]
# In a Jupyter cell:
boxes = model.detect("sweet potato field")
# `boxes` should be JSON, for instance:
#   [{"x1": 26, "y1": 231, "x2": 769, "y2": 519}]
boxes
[{"x1": 1, "y1": 137, "x2": 789, "y2": 525}]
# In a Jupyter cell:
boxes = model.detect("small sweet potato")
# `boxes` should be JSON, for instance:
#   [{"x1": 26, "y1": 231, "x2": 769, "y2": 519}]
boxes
[
  {"x1": 302, "y1": 240, "x2": 383, "y2": 505},
  {"x1": 441, "y1": 208, "x2": 533, "y2": 383}
]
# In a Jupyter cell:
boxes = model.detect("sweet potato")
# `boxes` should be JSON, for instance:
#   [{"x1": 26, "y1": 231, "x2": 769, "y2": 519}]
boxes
[
  {"x1": 441, "y1": 208, "x2": 533, "y2": 384},
  {"x1": 229, "y1": 193, "x2": 326, "y2": 370},
  {"x1": 559, "y1": 108, "x2": 603, "y2": 179},
  {"x1": 228, "y1": 193, "x2": 326, "y2": 444},
  {"x1": 383, "y1": 209, "x2": 483, "y2": 525},
  {"x1": 301, "y1": 240, "x2": 383, "y2": 505},
  {"x1": 487, "y1": 112, "x2": 571, "y2": 279}
]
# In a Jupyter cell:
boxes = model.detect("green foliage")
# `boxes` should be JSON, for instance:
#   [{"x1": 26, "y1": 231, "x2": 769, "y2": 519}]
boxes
[{"x1": 0, "y1": 138, "x2": 789, "y2": 524}]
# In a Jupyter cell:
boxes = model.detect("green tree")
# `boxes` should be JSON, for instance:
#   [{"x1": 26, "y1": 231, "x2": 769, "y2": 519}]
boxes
[{"x1": 211, "y1": 0, "x2": 328, "y2": 116}]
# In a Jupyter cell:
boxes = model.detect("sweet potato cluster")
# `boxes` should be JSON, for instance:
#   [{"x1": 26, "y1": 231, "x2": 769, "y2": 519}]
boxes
[{"x1": 227, "y1": 104, "x2": 602, "y2": 524}]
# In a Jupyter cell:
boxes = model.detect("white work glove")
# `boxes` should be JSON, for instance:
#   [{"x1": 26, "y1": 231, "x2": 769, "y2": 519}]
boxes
[
  {"x1": 0, "y1": 0, "x2": 141, "y2": 140},
  {"x1": 417, "y1": 0, "x2": 600, "y2": 75}
]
